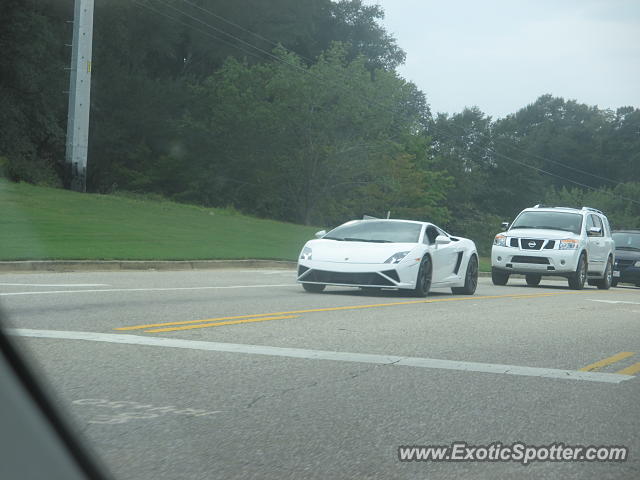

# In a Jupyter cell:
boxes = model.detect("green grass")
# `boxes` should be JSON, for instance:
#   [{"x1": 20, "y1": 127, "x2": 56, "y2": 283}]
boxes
[
  {"x1": 0, "y1": 179, "x2": 498, "y2": 267},
  {"x1": 479, "y1": 257, "x2": 491, "y2": 273},
  {"x1": 0, "y1": 179, "x2": 319, "y2": 261}
]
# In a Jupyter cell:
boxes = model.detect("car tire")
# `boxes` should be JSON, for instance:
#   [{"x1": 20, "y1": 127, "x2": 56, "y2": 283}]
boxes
[
  {"x1": 525, "y1": 274, "x2": 541, "y2": 287},
  {"x1": 597, "y1": 258, "x2": 613, "y2": 290},
  {"x1": 302, "y1": 283, "x2": 325, "y2": 293},
  {"x1": 568, "y1": 253, "x2": 587, "y2": 290},
  {"x1": 452, "y1": 255, "x2": 478, "y2": 295},
  {"x1": 491, "y1": 268, "x2": 509, "y2": 286},
  {"x1": 412, "y1": 256, "x2": 432, "y2": 297},
  {"x1": 611, "y1": 279, "x2": 619, "y2": 287}
]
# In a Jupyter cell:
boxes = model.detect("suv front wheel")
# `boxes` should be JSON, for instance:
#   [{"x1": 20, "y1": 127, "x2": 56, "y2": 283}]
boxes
[
  {"x1": 491, "y1": 268, "x2": 509, "y2": 286},
  {"x1": 525, "y1": 274, "x2": 541, "y2": 287},
  {"x1": 568, "y1": 253, "x2": 587, "y2": 290}
]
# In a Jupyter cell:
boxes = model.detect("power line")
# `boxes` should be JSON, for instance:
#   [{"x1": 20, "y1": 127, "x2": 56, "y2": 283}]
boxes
[
  {"x1": 496, "y1": 137, "x2": 622, "y2": 187},
  {"x1": 428, "y1": 125, "x2": 640, "y2": 205},
  {"x1": 133, "y1": 0, "x2": 265, "y2": 61},
  {"x1": 436, "y1": 115, "x2": 624, "y2": 187},
  {"x1": 146, "y1": 0, "x2": 402, "y2": 121},
  {"x1": 178, "y1": 0, "x2": 626, "y2": 190},
  {"x1": 179, "y1": 0, "x2": 282, "y2": 51},
  {"x1": 139, "y1": 0, "x2": 639, "y2": 206},
  {"x1": 153, "y1": 0, "x2": 310, "y2": 75}
]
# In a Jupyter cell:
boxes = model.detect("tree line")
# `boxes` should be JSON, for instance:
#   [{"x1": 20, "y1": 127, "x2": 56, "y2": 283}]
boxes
[{"x1": 2, "y1": 0, "x2": 639, "y2": 253}]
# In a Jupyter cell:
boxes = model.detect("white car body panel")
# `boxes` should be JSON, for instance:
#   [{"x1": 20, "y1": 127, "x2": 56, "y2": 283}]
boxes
[
  {"x1": 306, "y1": 240, "x2": 418, "y2": 264},
  {"x1": 297, "y1": 219, "x2": 478, "y2": 292},
  {"x1": 491, "y1": 207, "x2": 614, "y2": 278}
]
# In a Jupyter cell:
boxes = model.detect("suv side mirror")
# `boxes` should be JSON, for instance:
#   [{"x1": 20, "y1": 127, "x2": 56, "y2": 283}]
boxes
[
  {"x1": 435, "y1": 235, "x2": 451, "y2": 246},
  {"x1": 587, "y1": 226, "x2": 602, "y2": 237},
  {"x1": 501, "y1": 222, "x2": 509, "y2": 230},
  {"x1": 315, "y1": 230, "x2": 327, "y2": 239}
]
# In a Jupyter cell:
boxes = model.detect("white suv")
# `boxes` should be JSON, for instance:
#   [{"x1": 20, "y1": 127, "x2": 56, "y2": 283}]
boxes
[{"x1": 491, "y1": 205, "x2": 614, "y2": 290}]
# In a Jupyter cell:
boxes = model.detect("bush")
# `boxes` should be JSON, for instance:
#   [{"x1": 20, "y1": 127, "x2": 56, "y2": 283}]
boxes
[
  {"x1": 445, "y1": 210, "x2": 503, "y2": 256},
  {"x1": 6, "y1": 154, "x2": 63, "y2": 188}
]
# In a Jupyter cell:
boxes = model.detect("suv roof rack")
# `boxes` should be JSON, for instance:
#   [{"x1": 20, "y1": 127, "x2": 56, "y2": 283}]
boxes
[
  {"x1": 532, "y1": 204, "x2": 578, "y2": 211},
  {"x1": 581, "y1": 206, "x2": 603, "y2": 215}
]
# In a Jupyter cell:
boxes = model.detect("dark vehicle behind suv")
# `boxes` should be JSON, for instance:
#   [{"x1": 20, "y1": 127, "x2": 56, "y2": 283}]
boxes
[{"x1": 612, "y1": 230, "x2": 640, "y2": 287}]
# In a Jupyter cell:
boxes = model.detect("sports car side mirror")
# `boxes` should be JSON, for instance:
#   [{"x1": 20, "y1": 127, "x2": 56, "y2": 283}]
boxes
[
  {"x1": 435, "y1": 235, "x2": 451, "y2": 246},
  {"x1": 501, "y1": 222, "x2": 509, "y2": 230},
  {"x1": 315, "y1": 230, "x2": 327, "y2": 239}
]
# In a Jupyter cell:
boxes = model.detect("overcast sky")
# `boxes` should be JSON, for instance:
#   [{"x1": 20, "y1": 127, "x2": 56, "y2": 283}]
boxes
[{"x1": 363, "y1": 0, "x2": 640, "y2": 119}]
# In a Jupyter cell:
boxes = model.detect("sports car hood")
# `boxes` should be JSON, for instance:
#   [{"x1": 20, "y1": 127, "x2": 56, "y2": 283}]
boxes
[
  {"x1": 505, "y1": 228, "x2": 580, "y2": 240},
  {"x1": 307, "y1": 239, "x2": 418, "y2": 264}
]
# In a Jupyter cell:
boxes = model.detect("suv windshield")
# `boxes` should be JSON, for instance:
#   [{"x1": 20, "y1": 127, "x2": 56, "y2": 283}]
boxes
[
  {"x1": 510, "y1": 211, "x2": 583, "y2": 234},
  {"x1": 324, "y1": 221, "x2": 422, "y2": 243},
  {"x1": 613, "y1": 232, "x2": 640, "y2": 251}
]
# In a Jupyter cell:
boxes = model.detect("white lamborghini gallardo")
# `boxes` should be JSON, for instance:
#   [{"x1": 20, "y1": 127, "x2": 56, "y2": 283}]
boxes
[{"x1": 297, "y1": 218, "x2": 479, "y2": 296}]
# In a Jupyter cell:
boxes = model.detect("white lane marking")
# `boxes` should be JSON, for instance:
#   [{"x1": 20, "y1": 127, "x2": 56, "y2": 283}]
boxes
[
  {"x1": 0, "y1": 284, "x2": 295, "y2": 296},
  {"x1": 72, "y1": 399, "x2": 221, "y2": 424},
  {"x1": 0, "y1": 283, "x2": 110, "y2": 287},
  {"x1": 7, "y1": 329, "x2": 633, "y2": 384},
  {"x1": 588, "y1": 299, "x2": 640, "y2": 305}
]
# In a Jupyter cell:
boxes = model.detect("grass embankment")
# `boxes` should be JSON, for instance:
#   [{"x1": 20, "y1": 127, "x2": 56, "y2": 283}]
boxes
[
  {"x1": 0, "y1": 180, "x2": 319, "y2": 261},
  {"x1": 0, "y1": 179, "x2": 492, "y2": 270},
  {"x1": 479, "y1": 257, "x2": 491, "y2": 273}
]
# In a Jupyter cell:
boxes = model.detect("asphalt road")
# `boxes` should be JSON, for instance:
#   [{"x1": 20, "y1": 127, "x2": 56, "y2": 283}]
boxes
[{"x1": 2, "y1": 269, "x2": 639, "y2": 480}]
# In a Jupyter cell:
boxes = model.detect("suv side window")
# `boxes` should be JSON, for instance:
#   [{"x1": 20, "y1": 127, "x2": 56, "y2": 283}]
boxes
[
  {"x1": 585, "y1": 215, "x2": 594, "y2": 232},
  {"x1": 589, "y1": 214, "x2": 603, "y2": 237},
  {"x1": 600, "y1": 216, "x2": 611, "y2": 236}
]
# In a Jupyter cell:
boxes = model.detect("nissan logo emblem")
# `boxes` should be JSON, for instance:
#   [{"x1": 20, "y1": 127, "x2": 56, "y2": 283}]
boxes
[{"x1": 528, "y1": 241, "x2": 536, "y2": 248}]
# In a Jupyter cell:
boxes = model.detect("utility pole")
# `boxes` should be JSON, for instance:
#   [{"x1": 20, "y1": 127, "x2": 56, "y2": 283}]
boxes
[{"x1": 65, "y1": 0, "x2": 94, "y2": 192}]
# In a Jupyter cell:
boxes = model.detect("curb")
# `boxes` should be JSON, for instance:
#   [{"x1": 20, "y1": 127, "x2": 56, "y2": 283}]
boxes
[
  {"x1": 0, "y1": 259, "x2": 297, "y2": 273},
  {"x1": 0, "y1": 260, "x2": 495, "y2": 276}
]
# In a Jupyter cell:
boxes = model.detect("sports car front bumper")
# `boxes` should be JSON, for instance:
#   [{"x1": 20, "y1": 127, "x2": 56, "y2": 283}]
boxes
[{"x1": 297, "y1": 260, "x2": 419, "y2": 289}]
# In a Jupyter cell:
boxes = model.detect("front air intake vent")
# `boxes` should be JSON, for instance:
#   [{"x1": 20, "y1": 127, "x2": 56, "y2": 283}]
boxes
[
  {"x1": 304, "y1": 270, "x2": 395, "y2": 286},
  {"x1": 511, "y1": 256, "x2": 550, "y2": 264}
]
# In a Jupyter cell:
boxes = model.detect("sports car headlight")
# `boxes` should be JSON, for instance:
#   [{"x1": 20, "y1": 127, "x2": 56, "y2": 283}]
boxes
[
  {"x1": 493, "y1": 235, "x2": 506, "y2": 247},
  {"x1": 300, "y1": 246, "x2": 312, "y2": 260},
  {"x1": 384, "y1": 251, "x2": 410, "y2": 264},
  {"x1": 559, "y1": 239, "x2": 579, "y2": 250}
]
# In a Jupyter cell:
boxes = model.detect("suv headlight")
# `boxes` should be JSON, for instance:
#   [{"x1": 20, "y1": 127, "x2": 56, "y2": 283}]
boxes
[
  {"x1": 559, "y1": 239, "x2": 579, "y2": 250},
  {"x1": 300, "y1": 246, "x2": 312, "y2": 260},
  {"x1": 635, "y1": 261, "x2": 640, "y2": 268},
  {"x1": 385, "y1": 251, "x2": 409, "y2": 264},
  {"x1": 493, "y1": 235, "x2": 506, "y2": 247}
]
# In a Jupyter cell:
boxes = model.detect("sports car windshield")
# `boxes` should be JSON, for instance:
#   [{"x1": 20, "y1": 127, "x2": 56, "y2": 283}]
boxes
[
  {"x1": 613, "y1": 233, "x2": 640, "y2": 250},
  {"x1": 510, "y1": 212, "x2": 583, "y2": 235},
  {"x1": 324, "y1": 221, "x2": 422, "y2": 243}
]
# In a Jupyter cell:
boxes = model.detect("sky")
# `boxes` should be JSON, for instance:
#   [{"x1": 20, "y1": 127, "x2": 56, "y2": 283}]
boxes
[{"x1": 363, "y1": 0, "x2": 640, "y2": 119}]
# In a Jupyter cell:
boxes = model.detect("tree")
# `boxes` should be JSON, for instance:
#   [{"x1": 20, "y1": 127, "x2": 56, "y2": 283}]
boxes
[
  {"x1": 178, "y1": 44, "x2": 443, "y2": 225},
  {"x1": 0, "y1": 0, "x2": 69, "y2": 185}
]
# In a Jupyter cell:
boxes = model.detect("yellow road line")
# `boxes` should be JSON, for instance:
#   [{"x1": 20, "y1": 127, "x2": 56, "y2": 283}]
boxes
[
  {"x1": 579, "y1": 352, "x2": 635, "y2": 372},
  {"x1": 616, "y1": 362, "x2": 640, "y2": 376},
  {"x1": 115, "y1": 291, "x2": 582, "y2": 331},
  {"x1": 146, "y1": 315, "x2": 299, "y2": 333}
]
